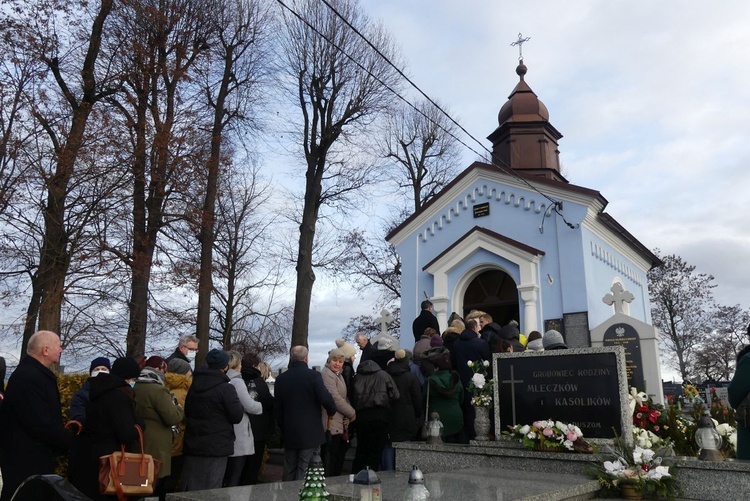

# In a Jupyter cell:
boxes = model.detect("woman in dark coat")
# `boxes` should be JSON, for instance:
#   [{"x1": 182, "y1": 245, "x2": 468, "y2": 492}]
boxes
[
  {"x1": 70, "y1": 357, "x2": 143, "y2": 500},
  {"x1": 382, "y1": 350, "x2": 422, "y2": 470},
  {"x1": 240, "y1": 355, "x2": 275, "y2": 485}
]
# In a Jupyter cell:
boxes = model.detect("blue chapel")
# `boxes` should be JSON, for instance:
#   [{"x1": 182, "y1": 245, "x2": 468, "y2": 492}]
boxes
[{"x1": 387, "y1": 60, "x2": 661, "y2": 347}]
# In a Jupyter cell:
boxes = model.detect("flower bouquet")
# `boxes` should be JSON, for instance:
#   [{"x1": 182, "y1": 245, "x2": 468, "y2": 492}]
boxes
[
  {"x1": 467, "y1": 360, "x2": 493, "y2": 408},
  {"x1": 506, "y1": 420, "x2": 593, "y2": 453},
  {"x1": 590, "y1": 438, "x2": 680, "y2": 499}
]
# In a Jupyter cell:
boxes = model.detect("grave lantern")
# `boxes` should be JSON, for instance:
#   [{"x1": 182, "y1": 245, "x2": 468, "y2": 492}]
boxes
[
  {"x1": 695, "y1": 409, "x2": 723, "y2": 461},
  {"x1": 353, "y1": 466, "x2": 381, "y2": 501},
  {"x1": 402, "y1": 465, "x2": 430, "y2": 500}
]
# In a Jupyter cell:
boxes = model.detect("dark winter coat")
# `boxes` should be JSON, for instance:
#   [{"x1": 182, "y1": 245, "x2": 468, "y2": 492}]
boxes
[
  {"x1": 241, "y1": 365, "x2": 275, "y2": 443},
  {"x1": 70, "y1": 372, "x2": 142, "y2": 500},
  {"x1": 166, "y1": 347, "x2": 190, "y2": 364},
  {"x1": 69, "y1": 378, "x2": 92, "y2": 424},
  {"x1": 0, "y1": 356, "x2": 73, "y2": 501},
  {"x1": 452, "y1": 329, "x2": 491, "y2": 388},
  {"x1": 274, "y1": 360, "x2": 336, "y2": 450},
  {"x1": 729, "y1": 351, "x2": 750, "y2": 459},
  {"x1": 498, "y1": 324, "x2": 525, "y2": 353},
  {"x1": 358, "y1": 340, "x2": 378, "y2": 366},
  {"x1": 412, "y1": 310, "x2": 440, "y2": 343},
  {"x1": 353, "y1": 360, "x2": 399, "y2": 422},
  {"x1": 385, "y1": 360, "x2": 422, "y2": 441},
  {"x1": 424, "y1": 370, "x2": 464, "y2": 436},
  {"x1": 369, "y1": 348, "x2": 396, "y2": 371},
  {"x1": 480, "y1": 322, "x2": 503, "y2": 348},
  {"x1": 183, "y1": 368, "x2": 243, "y2": 457},
  {"x1": 342, "y1": 360, "x2": 356, "y2": 404}
]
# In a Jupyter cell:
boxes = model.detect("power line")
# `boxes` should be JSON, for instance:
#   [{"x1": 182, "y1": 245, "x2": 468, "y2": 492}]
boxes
[{"x1": 276, "y1": 0, "x2": 579, "y2": 231}]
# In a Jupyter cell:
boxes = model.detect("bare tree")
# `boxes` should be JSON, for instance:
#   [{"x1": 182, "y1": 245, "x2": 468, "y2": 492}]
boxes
[
  {"x1": 380, "y1": 99, "x2": 461, "y2": 213},
  {"x1": 693, "y1": 304, "x2": 750, "y2": 381},
  {"x1": 2, "y1": 0, "x2": 118, "y2": 350},
  {"x1": 278, "y1": 0, "x2": 400, "y2": 347},
  {"x1": 648, "y1": 250, "x2": 716, "y2": 380},
  {"x1": 102, "y1": 0, "x2": 212, "y2": 357},
  {"x1": 209, "y1": 167, "x2": 288, "y2": 359},
  {"x1": 194, "y1": 0, "x2": 273, "y2": 360}
]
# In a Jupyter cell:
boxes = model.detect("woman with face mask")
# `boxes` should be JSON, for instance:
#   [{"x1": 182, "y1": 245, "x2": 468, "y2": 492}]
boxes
[
  {"x1": 69, "y1": 357, "x2": 145, "y2": 500},
  {"x1": 69, "y1": 357, "x2": 111, "y2": 425}
]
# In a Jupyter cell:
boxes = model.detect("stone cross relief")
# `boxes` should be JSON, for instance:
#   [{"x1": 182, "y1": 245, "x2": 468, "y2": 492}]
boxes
[
  {"x1": 371, "y1": 309, "x2": 400, "y2": 351},
  {"x1": 501, "y1": 364, "x2": 524, "y2": 425},
  {"x1": 602, "y1": 282, "x2": 635, "y2": 315}
]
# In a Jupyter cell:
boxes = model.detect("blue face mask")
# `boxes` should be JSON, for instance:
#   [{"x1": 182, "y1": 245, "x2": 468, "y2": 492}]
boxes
[{"x1": 128, "y1": 381, "x2": 136, "y2": 388}]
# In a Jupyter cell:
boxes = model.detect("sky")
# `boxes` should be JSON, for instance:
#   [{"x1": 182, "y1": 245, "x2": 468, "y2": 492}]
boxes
[
  {"x1": 298, "y1": 1, "x2": 750, "y2": 372},
  {"x1": 4, "y1": 1, "x2": 750, "y2": 379}
]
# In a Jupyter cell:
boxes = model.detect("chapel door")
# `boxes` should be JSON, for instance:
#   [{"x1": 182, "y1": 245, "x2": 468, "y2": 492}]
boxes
[{"x1": 462, "y1": 269, "x2": 520, "y2": 326}]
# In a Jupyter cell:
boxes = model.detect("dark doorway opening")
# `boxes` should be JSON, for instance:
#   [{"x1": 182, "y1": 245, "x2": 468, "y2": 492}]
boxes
[{"x1": 462, "y1": 269, "x2": 520, "y2": 326}]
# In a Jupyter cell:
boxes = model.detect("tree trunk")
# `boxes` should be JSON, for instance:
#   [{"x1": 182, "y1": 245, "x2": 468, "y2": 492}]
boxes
[
  {"x1": 20, "y1": 274, "x2": 42, "y2": 359},
  {"x1": 291, "y1": 158, "x2": 324, "y2": 348},
  {"x1": 195, "y1": 48, "x2": 232, "y2": 360}
]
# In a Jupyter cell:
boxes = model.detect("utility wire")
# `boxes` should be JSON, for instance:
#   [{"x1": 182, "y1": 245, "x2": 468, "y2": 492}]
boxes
[{"x1": 277, "y1": 0, "x2": 579, "y2": 230}]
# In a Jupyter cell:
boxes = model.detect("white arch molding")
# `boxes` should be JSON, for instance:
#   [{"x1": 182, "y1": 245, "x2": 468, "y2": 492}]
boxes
[{"x1": 423, "y1": 228, "x2": 542, "y2": 333}]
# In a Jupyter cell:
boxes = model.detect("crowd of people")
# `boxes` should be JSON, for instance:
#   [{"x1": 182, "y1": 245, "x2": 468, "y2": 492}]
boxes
[
  {"x1": 0, "y1": 332, "x2": 274, "y2": 500},
  {"x1": 0, "y1": 310, "x2": 572, "y2": 499}
]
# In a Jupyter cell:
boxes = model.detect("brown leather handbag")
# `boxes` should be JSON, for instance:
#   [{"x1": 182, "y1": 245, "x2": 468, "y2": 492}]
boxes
[{"x1": 98, "y1": 424, "x2": 162, "y2": 501}]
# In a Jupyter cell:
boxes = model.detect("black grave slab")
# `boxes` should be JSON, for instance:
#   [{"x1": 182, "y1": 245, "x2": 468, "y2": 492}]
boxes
[
  {"x1": 493, "y1": 347, "x2": 630, "y2": 440},
  {"x1": 602, "y1": 322, "x2": 645, "y2": 393}
]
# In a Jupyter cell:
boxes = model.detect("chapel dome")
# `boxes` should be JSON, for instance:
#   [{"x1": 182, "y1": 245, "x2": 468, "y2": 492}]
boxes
[{"x1": 497, "y1": 61, "x2": 550, "y2": 125}]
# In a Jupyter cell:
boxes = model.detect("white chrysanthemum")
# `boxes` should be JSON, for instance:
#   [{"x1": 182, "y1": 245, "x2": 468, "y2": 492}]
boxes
[
  {"x1": 526, "y1": 432, "x2": 537, "y2": 440},
  {"x1": 716, "y1": 423, "x2": 733, "y2": 437},
  {"x1": 471, "y1": 373, "x2": 485, "y2": 389},
  {"x1": 519, "y1": 425, "x2": 530, "y2": 435},
  {"x1": 647, "y1": 466, "x2": 670, "y2": 480},
  {"x1": 483, "y1": 360, "x2": 490, "y2": 367}
]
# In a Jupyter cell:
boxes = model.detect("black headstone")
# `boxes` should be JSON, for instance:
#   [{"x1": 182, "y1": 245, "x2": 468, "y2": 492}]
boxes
[
  {"x1": 494, "y1": 349, "x2": 627, "y2": 439},
  {"x1": 602, "y1": 323, "x2": 645, "y2": 392}
]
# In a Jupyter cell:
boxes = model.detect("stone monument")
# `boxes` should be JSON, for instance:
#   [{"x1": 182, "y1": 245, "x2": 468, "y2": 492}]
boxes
[{"x1": 590, "y1": 283, "x2": 665, "y2": 405}]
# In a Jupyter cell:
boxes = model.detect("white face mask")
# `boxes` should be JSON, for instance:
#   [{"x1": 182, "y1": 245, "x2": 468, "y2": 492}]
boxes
[
  {"x1": 128, "y1": 381, "x2": 136, "y2": 388},
  {"x1": 185, "y1": 350, "x2": 197, "y2": 362},
  {"x1": 91, "y1": 369, "x2": 109, "y2": 378}
]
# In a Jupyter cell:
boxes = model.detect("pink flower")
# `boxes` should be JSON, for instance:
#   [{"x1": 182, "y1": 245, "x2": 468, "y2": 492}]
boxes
[
  {"x1": 653, "y1": 425, "x2": 660, "y2": 432},
  {"x1": 543, "y1": 428, "x2": 554, "y2": 437},
  {"x1": 533, "y1": 421, "x2": 544, "y2": 428},
  {"x1": 566, "y1": 430, "x2": 579, "y2": 441}
]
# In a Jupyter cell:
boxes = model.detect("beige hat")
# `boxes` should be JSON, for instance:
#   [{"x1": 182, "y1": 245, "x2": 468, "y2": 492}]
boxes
[{"x1": 336, "y1": 338, "x2": 356, "y2": 359}]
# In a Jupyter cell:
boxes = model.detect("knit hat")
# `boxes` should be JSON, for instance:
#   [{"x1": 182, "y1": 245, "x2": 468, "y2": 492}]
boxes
[
  {"x1": 424, "y1": 346, "x2": 451, "y2": 370},
  {"x1": 89, "y1": 357, "x2": 111, "y2": 375},
  {"x1": 144, "y1": 356, "x2": 167, "y2": 371},
  {"x1": 328, "y1": 348, "x2": 345, "y2": 361},
  {"x1": 395, "y1": 349, "x2": 406, "y2": 360},
  {"x1": 205, "y1": 348, "x2": 230, "y2": 370},
  {"x1": 429, "y1": 334, "x2": 444, "y2": 347},
  {"x1": 167, "y1": 358, "x2": 192, "y2": 375},
  {"x1": 336, "y1": 338, "x2": 357, "y2": 360},
  {"x1": 111, "y1": 357, "x2": 141, "y2": 380},
  {"x1": 526, "y1": 338, "x2": 545, "y2": 352},
  {"x1": 543, "y1": 330, "x2": 567, "y2": 350}
]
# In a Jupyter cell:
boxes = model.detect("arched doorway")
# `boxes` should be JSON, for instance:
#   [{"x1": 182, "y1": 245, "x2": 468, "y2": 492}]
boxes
[{"x1": 462, "y1": 269, "x2": 520, "y2": 326}]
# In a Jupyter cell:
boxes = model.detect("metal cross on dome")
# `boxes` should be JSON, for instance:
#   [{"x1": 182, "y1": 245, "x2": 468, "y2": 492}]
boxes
[{"x1": 510, "y1": 32, "x2": 531, "y2": 61}]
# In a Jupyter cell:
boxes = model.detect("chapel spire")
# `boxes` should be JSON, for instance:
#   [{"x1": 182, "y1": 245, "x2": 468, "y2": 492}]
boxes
[{"x1": 487, "y1": 50, "x2": 566, "y2": 182}]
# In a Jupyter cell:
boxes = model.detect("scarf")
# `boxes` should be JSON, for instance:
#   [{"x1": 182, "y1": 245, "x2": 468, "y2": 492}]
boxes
[{"x1": 137, "y1": 367, "x2": 166, "y2": 386}]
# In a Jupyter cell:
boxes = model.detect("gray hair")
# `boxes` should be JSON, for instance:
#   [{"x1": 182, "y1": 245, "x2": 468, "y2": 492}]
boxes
[
  {"x1": 290, "y1": 345, "x2": 308, "y2": 362},
  {"x1": 178, "y1": 335, "x2": 199, "y2": 347},
  {"x1": 355, "y1": 332, "x2": 368, "y2": 342}
]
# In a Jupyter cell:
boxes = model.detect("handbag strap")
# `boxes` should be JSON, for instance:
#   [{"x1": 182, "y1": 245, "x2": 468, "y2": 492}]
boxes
[
  {"x1": 109, "y1": 455, "x2": 126, "y2": 501},
  {"x1": 117, "y1": 424, "x2": 148, "y2": 478},
  {"x1": 65, "y1": 420, "x2": 83, "y2": 436}
]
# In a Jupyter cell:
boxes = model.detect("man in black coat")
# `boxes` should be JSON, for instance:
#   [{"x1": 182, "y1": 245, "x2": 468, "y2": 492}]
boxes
[
  {"x1": 0, "y1": 331, "x2": 73, "y2": 501},
  {"x1": 274, "y1": 346, "x2": 336, "y2": 481},
  {"x1": 165, "y1": 334, "x2": 199, "y2": 366},
  {"x1": 355, "y1": 332, "x2": 377, "y2": 367},
  {"x1": 412, "y1": 300, "x2": 440, "y2": 344},
  {"x1": 181, "y1": 349, "x2": 244, "y2": 491}
]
